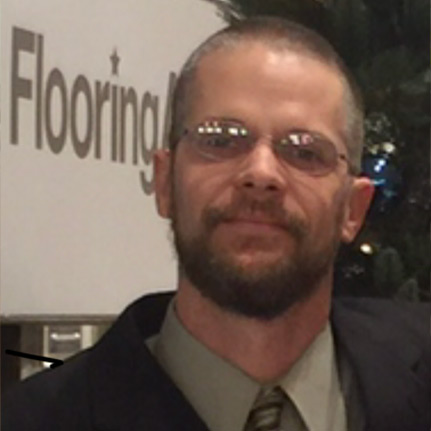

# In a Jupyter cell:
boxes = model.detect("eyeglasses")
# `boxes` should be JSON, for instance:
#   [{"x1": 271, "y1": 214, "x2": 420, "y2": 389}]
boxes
[{"x1": 182, "y1": 119, "x2": 353, "y2": 176}]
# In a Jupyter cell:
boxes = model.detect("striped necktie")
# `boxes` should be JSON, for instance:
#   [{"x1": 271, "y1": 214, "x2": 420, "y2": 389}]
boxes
[{"x1": 244, "y1": 386, "x2": 287, "y2": 431}]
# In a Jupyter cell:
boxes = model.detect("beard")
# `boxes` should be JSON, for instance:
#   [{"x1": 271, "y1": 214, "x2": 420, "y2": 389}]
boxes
[{"x1": 170, "y1": 191, "x2": 343, "y2": 321}]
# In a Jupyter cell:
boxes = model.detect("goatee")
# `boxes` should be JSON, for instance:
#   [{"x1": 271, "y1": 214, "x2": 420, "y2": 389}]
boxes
[{"x1": 171, "y1": 193, "x2": 341, "y2": 320}]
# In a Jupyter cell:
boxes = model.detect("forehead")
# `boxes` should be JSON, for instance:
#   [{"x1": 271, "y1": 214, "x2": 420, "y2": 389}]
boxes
[{"x1": 188, "y1": 42, "x2": 347, "y2": 143}]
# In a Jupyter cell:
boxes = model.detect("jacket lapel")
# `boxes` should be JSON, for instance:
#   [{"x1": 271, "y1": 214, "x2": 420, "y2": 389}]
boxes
[
  {"x1": 87, "y1": 293, "x2": 209, "y2": 431},
  {"x1": 332, "y1": 299, "x2": 430, "y2": 431}
]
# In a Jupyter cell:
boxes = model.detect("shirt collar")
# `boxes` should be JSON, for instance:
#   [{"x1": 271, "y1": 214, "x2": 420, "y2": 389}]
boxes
[
  {"x1": 150, "y1": 298, "x2": 344, "y2": 431},
  {"x1": 151, "y1": 299, "x2": 260, "y2": 431},
  {"x1": 279, "y1": 320, "x2": 347, "y2": 431}
]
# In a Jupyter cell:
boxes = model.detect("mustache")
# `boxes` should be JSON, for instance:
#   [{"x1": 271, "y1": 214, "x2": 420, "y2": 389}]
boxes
[{"x1": 203, "y1": 195, "x2": 308, "y2": 240}]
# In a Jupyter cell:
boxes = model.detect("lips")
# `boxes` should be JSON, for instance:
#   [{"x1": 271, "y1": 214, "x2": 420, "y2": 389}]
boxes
[
  {"x1": 227, "y1": 215, "x2": 285, "y2": 227},
  {"x1": 224, "y1": 217, "x2": 286, "y2": 233}
]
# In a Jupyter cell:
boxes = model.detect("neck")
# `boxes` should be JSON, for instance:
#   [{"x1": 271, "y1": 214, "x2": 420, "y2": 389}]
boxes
[{"x1": 175, "y1": 277, "x2": 332, "y2": 383}]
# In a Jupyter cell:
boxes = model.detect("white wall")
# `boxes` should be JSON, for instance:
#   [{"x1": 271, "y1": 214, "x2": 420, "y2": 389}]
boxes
[{"x1": 1, "y1": 0, "x2": 225, "y2": 315}]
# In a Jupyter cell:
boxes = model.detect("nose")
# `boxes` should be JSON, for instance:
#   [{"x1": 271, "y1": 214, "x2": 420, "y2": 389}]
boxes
[{"x1": 234, "y1": 139, "x2": 287, "y2": 197}]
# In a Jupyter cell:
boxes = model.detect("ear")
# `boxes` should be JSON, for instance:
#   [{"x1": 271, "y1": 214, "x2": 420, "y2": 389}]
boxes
[
  {"x1": 341, "y1": 177, "x2": 374, "y2": 243},
  {"x1": 154, "y1": 149, "x2": 173, "y2": 219}
]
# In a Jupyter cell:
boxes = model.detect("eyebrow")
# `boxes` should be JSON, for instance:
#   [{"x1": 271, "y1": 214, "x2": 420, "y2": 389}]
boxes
[
  {"x1": 203, "y1": 116, "x2": 246, "y2": 125},
  {"x1": 284, "y1": 128, "x2": 332, "y2": 141}
]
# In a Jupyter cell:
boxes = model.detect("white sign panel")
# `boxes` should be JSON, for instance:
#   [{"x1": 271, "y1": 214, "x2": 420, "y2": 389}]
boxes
[{"x1": 1, "y1": 0, "x2": 225, "y2": 315}]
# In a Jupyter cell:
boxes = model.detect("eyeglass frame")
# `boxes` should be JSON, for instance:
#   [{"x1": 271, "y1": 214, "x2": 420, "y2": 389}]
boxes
[{"x1": 179, "y1": 118, "x2": 358, "y2": 177}]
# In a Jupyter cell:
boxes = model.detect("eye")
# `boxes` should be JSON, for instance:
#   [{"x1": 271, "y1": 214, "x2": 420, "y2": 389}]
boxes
[
  {"x1": 277, "y1": 132, "x2": 330, "y2": 171},
  {"x1": 200, "y1": 134, "x2": 236, "y2": 149},
  {"x1": 293, "y1": 146, "x2": 323, "y2": 162},
  {"x1": 191, "y1": 121, "x2": 251, "y2": 160}
]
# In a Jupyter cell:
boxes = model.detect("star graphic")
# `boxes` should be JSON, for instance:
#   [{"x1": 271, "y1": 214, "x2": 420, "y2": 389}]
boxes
[{"x1": 110, "y1": 49, "x2": 120, "y2": 76}]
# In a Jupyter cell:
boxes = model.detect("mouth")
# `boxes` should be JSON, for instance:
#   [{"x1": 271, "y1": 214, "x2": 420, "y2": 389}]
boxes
[{"x1": 223, "y1": 218, "x2": 286, "y2": 234}]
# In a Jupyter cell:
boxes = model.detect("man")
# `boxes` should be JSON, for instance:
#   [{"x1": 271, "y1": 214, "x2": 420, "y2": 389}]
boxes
[{"x1": 3, "y1": 16, "x2": 430, "y2": 431}]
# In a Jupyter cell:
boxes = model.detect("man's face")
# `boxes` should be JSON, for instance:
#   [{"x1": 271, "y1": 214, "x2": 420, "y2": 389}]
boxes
[{"x1": 155, "y1": 42, "x2": 373, "y2": 320}]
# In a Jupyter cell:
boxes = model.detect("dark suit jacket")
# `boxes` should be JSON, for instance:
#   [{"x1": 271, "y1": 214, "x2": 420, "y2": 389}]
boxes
[{"x1": 2, "y1": 293, "x2": 430, "y2": 431}]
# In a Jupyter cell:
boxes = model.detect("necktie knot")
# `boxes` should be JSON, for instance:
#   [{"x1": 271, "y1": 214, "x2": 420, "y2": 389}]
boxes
[{"x1": 244, "y1": 386, "x2": 287, "y2": 431}]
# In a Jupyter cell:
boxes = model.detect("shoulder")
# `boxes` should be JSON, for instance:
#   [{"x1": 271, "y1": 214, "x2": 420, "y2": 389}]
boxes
[
  {"x1": 1, "y1": 293, "x2": 173, "y2": 431},
  {"x1": 331, "y1": 298, "x2": 430, "y2": 429},
  {"x1": 332, "y1": 297, "x2": 430, "y2": 371},
  {"x1": 2, "y1": 350, "x2": 93, "y2": 431},
  {"x1": 333, "y1": 297, "x2": 429, "y2": 331}
]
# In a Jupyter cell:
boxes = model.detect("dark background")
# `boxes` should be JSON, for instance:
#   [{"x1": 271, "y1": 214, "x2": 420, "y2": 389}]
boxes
[{"x1": 208, "y1": 0, "x2": 430, "y2": 302}]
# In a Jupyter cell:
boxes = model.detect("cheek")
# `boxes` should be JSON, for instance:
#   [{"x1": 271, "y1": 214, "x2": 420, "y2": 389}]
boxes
[
  {"x1": 296, "y1": 182, "x2": 345, "y2": 239},
  {"x1": 172, "y1": 176, "x2": 198, "y2": 234},
  {"x1": 315, "y1": 192, "x2": 348, "y2": 242},
  {"x1": 172, "y1": 165, "x2": 228, "y2": 235}
]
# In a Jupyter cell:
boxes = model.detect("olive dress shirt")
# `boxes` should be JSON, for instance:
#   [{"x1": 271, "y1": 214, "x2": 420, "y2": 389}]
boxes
[{"x1": 146, "y1": 299, "x2": 363, "y2": 431}]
